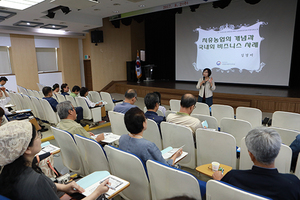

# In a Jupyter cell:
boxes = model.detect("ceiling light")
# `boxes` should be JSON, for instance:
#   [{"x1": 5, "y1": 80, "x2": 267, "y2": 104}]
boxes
[
  {"x1": 13, "y1": 20, "x2": 43, "y2": 27},
  {"x1": 0, "y1": 10, "x2": 16, "y2": 19},
  {"x1": 37, "y1": 28, "x2": 67, "y2": 35},
  {"x1": 113, "y1": 3, "x2": 121, "y2": 6},
  {"x1": 40, "y1": 24, "x2": 67, "y2": 30},
  {"x1": 139, "y1": 5, "x2": 145, "y2": 8},
  {"x1": 0, "y1": 0, "x2": 45, "y2": 10},
  {"x1": 113, "y1": 10, "x2": 119, "y2": 13}
]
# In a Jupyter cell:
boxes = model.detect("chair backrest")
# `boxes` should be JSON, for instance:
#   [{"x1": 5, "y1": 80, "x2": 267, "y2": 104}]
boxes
[
  {"x1": 146, "y1": 160, "x2": 202, "y2": 200},
  {"x1": 236, "y1": 107, "x2": 262, "y2": 128},
  {"x1": 39, "y1": 99, "x2": 60, "y2": 125},
  {"x1": 191, "y1": 114, "x2": 218, "y2": 130},
  {"x1": 191, "y1": 102, "x2": 210, "y2": 116},
  {"x1": 51, "y1": 127, "x2": 86, "y2": 176},
  {"x1": 108, "y1": 111, "x2": 129, "y2": 136},
  {"x1": 38, "y1": 91, "x2": 44, "y2": 98},
  {"x1": 75, "y1": 97, "x2": 92, "y2": 120},
  {"x1": 104, "y1": 145, "x2": 151, "y2": 200},
  {"x1": 74, "y1": 134, "x2": 110, "y2": 174},
  {"x1": 143, "y1": 119, "x2": 163, "y2": 150},
  {"x1": 65, "y1": 95, "x2": 78, "y2": 107},
  {"x1": 36, "y1": 83, "x2": 45, "y2": 91},
  {"x1": 143, "y1": 106, "x2": 164, "y2": 117},
  {"x1": 100, "y1": 92, "x2": 115, "y2": 111},
  {"x1": 211, "y1": 104, "x2": 234, "y2": 126},
  {"x1": 30, "y1": 96, "x2": 45, "y2": 120},
  {"x1": 294, "y1": 153, "x2": 300, "y2": 179},
  {"x1": 27, "y1": 89, "x2": 35, "y2": 98},
  {"x1": 32, "y1": 90, "x2": 41, "y2": 98},
  {"x1": 169, "y1": 99, "x2": 181, "y2": 112},
  {"x1": 270, "y1": 127, "x2": 299, "y2": 146},
  {"x1": 22, "y1": 95, "x2": 37, "y2": 116},
  {"x1": 160, "y1": 122, "x2": 196, "y2": 168},
  {"x1": 165, "y1": 110, "x2": 176, "y2": 118},
  {"x1": 220, "y1": 118, "x2": 252, "y2": 147},
  {"x1": 206, "y1": 180, "x2": 271, "y2": 200},
  {"x1": 13, "y1": 93, "x2": 24, "y2": 110},
  {"x1": 272, "y1": 111, "x2": 300, "y2": 132},
  {"x1": 89, "y1": 91, "x2": 101, "y2": 103},
  {"x1": 56, "y1": 93, "x2": 66, "y2": 103},
  {"x1": 239, "y1": 137, "x2": 292, "y2": 173},
  {"x1": 196, "y1": 129, "x2": 236, "y2": 168}
]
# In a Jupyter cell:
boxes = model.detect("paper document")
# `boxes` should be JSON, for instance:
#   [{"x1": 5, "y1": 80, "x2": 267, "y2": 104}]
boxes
[
  {"x1": 91, "y1": 132, "x2": 120, "y2": 143},
  {"x1": 77, "y1": 171, "x2": 130, "y2": 198},
  {"x1": 201, "y1": 120, "x2": 208, "y2": 128},
  {"x1": 161, "y1": 145, "x2": 188, "y2": 164},
  {"x1": 37, "y1": 141, "x2": 60, "y2": 155}
]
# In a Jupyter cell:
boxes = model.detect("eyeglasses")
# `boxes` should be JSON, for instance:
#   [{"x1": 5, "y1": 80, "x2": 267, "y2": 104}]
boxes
[{"x1": 37, "y1": 131, "x2": 43, "y2": 139}]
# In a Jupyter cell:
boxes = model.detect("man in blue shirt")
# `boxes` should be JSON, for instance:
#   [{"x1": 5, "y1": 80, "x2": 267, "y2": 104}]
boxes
[
  {"x1": 42, "y1": 86, "x2": 83, "y2": 123},
  {"x1": 144, "y1": 93, "x2": 165, "y2": 128},
  {"x1": 113, "y1": 89, "x2": 137, "y2": 114}
]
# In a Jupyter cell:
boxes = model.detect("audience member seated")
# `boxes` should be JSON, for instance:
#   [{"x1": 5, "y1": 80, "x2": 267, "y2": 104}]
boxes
[
  {"x1": 289, "y1": 135, "x2": 300, "y2": 172},
  {"x1": 0, "y1": 76, "x2": 8, "y2": 87},
  {"x1": 0, "y1": 87, "x2": 12, "y2": 115},
  {"x1": 113, "y1": 89, "x2": 137, "y2": 114},
  {"x1": 70, "y1": 85, "x2": 80, "y2": 97},
  {"x1": 52, "y1": 83, "x2": 60, "y2": 94},
  {"x1": 0, "y1": 107, "x2": 5, "y2": 126},
  {"x1": 79, "y1": 87, "x2": 103, "y2": 107},
  {"x1": 154, "y1": 91, "x2": 166, "y2": 116},
  {"x1": 42, "y1": 87, "x2": 83, "y2": 123},
  {"x1": 213, "y1": 127, "x2": 300, "y2": 200},
  {"x1": 57, "y1": 101, "x2": 104, "y2": 142},
  {"x1": 0, "y1": 121, "x2": 110, "y2": 200},
  {"x1": 144, "y1": 93, "x2": 165, "y2": 128},
  {"x1": 166, "y1": 94, "x2": 202, "y2": 135},
  {"x1": 60, "y1": 83, "x2": 70, "y2": 96},
  {"x1": 119, "y1": 107, "x2": 182, "y2": 167}
]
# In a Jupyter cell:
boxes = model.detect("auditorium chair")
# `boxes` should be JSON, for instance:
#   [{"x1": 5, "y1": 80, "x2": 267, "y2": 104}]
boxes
[
  {"x1": 143, "y1": 106, "x2": 164, "y2": 117},
  {"x1": 143, "y1": 118, "x2": 163, "y2": 150},
  {"x1": 211, "y1": 104, "x2": 234, "y2": 127},
  {"x1": 88, "y1": 91, "x2": 101, "y2": 103},
  {"x1": 104, "y1": 145, "x2": 151, "y2": 200},
  {"x1": 239, "y1": 137, "x2": 292, "y2": 173},
  {"x1": 271, "y1": 111, "x2": 300, "y2": 132},
  {"x1": 108, "y1": 111, "x2": 129, "y2": 136},
  {"x1": 206, "y1": 180, "x2": 271, "y2": 200},
  {"x1": 236, "y1": 106, "x2": 262, "y2": 128},
  {"x1": 51, "y1": 127, "x2": 86, "y2": 176},
  {"x1": 294, "y1": 153, "x2": 300, "y2": 179},
  {"x1": 65, "y1": 95, "x2": 78, "y2": 107},
  {"x1": 27, "y1": 89, "x2": 35, "y2": 97},
  {"x1": 146, "y1": 160, "x2": 204, "y2": 200},
  {"x1": 75, "y1": 97, "x2": 102, "y2": 123},
  {"x1": 56, "y1": 93, "x2": 66, "y2": 103},
  {"x1": 161, "y1": 122, "x2": 196, "y2": 169},
  {"x1": 74, "y1": 134, "x2": 110, "y2": 174},
  {"x1": 220, "y1": 118, "x2": 252, "y2": 147},
  {"x1": 100, "y1": 92, "x2": 115, "y2": 112},
  {"x1": 169, "y1": 99, "x2": 181, "y2": 112},
  {"x1": 191, "y1": 114, "x2": 218, "y2": 130},
  {"x1": 196, "y1": 129, "x2": 237, "y2": 169},
  {"x1": 39, "y1": 99, "x2": 60, "y2": 125},
  {"x1": 270, "y1": 127, "x2": 299, "y2": 146},
  {"x1": 31, "y1": 97, "x2": 47, "y2": 121},
  {"x1": 191, "y1": 102, "x2": 210, "y2": 116}
]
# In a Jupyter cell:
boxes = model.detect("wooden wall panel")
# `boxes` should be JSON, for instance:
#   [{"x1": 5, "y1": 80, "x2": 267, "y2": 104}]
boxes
[
  {"x1": 58, "y1": 38, "x2": 82, "y2": 87},
  {"x1": 10, "y1": 34, "x2": 39, "y2": 90}
]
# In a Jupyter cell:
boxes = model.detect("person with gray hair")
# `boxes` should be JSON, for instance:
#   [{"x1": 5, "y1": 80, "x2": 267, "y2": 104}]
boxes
[
  {"x1": 213, "y1": 127, "x2": 300, "y2": 200},
  {"x1": 57, "y1": 101, "x2": 104, "y2": 142},
  {"x1": 113, "y1": 89, "x2": 137, "y2": 114}
]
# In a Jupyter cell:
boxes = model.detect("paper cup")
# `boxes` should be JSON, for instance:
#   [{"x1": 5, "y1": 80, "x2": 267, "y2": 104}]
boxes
[{"x1": 212, "y1": 162, "x2": 220, "y2": 171}]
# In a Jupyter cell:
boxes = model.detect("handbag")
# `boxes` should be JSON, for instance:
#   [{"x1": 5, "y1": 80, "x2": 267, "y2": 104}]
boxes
[{"x1": 35, "y1": 152, "x2": 60, "y2": 179}]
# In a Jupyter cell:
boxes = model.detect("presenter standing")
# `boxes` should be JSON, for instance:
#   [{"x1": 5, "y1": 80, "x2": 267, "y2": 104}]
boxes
[{"x1": 196, "y1": 68, "x2": 216, "y2": 107}]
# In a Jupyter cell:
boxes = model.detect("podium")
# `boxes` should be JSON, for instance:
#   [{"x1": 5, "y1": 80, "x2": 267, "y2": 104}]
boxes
[{"x1": 143, "y1": 64, "x2": 156, "y2": 81}]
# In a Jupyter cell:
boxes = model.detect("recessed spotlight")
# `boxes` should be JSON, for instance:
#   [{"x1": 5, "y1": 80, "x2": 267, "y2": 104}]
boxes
[
  {"x1": 59, "y1": 22, "x2": 66, "y2": 24},
  {"x1": 139, "y1": 4, "x2": 145, "y2": 8},
  {"x1": 113, "y1": 10, "x2": 119, "y2": 13},
  {"x1": 33, "y1": 19, "x2": 41, "y2": 21},
  {"x1": 84, "y1": 25, "x2": 90, "y2": 27},
  {"x1": 113, "y1": 3, "x2": 121, "y2": 6},
  {"x1": 52, "y1": 25, "x2": 56, "y2": 28},
  {"x1": 27, "y1": 22, "x2": 30, "y2": 25},
  {"x1": 94, "y1": 9, "x2": 100, "y2": 11}
]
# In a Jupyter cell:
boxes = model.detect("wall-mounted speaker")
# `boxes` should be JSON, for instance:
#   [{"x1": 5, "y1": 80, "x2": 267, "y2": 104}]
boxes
[{"x1": 91, "y1": 30, "x2": 103, "y2": 44}]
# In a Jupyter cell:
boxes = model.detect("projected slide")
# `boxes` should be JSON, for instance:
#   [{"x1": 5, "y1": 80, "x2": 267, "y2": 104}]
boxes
[
  {"x1": 194, "y1": 21, "x2": 267, "y2": 73},
  {"x1": 176, "y1": 0, "x2": 297, "y2": 86}
]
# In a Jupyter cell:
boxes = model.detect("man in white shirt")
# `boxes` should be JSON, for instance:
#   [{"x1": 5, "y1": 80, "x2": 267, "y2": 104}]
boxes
[
  {"x1": 166, "y1": 94, "x2": 202, "y2": 135},
  {"x1": 0, "y1": 87, "x2": 12, "y2": 115}
]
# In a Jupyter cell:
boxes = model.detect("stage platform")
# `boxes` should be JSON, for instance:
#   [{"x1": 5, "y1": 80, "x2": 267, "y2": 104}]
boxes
[{"x1": 103, "y1": 80, "x2": 300, "y2": 114}]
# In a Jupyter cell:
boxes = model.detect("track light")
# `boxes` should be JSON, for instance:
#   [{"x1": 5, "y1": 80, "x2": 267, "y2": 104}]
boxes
[
  {"x1": 61, "y1": 7, "x2": 71, "y2": 14},
  {"x1": 190, "y1": 4, "x2": 200, "y2": 12},
  {"x1": 46, "y1": 11, "x2": 55, "y2": 19}
]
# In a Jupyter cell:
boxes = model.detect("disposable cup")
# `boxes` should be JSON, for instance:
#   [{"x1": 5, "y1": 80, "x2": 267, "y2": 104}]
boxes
[{"x1": 212, "y1": 162, "x2": 220, "y2": 171}]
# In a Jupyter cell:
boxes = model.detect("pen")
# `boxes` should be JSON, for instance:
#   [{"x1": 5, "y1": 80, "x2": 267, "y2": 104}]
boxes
[{"x1": 105, "y1": 184, "x2": 116, "y2": 190}]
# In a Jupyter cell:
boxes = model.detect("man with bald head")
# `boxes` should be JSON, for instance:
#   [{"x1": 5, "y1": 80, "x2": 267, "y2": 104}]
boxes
[
  {"x1": 113, "y1": 89, "x2": 137, "y2": 114},
  {"x1": 166, "y1": 94, "x2": 202, "y2": 135}
]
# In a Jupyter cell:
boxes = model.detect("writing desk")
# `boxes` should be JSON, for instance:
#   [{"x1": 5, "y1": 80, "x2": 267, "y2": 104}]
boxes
[{"x1": 196, "y1": 163, "x2": 232, "y2": 178}]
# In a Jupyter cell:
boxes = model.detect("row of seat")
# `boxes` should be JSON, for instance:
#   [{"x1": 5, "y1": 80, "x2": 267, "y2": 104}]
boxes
[
  {"x1": 108, "y1": 110, "x2": 300, "y2": 174},
  {"x1": 51, "y1": 126, "x2": 269, "y2": 200}
]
